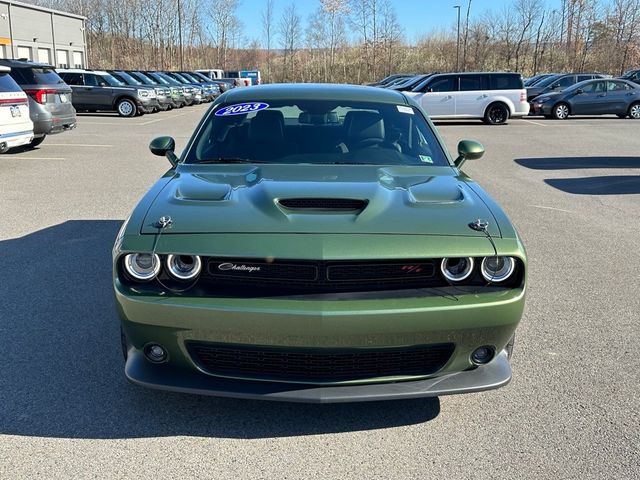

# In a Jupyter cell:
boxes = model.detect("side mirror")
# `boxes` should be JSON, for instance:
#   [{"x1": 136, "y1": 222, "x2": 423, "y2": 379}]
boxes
[
  {"x1": 552, "y1": 83, "x2": 560, "y2": 89},
  {"x1": 454, "y1": 140, "x2": 484, "y2": 168},
  {"x1": 576, "y1": 88, "x2": 584, "y2": 94},
  {"x1": 149, "y1": 136, "x2": 178, "y2": 167}
]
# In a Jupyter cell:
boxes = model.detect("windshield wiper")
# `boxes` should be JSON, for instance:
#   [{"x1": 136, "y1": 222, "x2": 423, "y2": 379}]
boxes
[{"x1": 194, "y1": 158, "x2": 268, "y2": 164}]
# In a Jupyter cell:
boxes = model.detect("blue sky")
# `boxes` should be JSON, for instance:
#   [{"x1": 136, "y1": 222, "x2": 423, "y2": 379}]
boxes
[{"x1": 235, "y1": 0, "x2": 562, "y2": 45}]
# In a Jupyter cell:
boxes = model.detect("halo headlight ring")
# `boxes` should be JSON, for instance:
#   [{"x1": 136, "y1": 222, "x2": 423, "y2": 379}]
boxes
[
  {"x1": 166, "y1": 254, "x2": 202, "y2": 281},
  {"x1": 440, "y1": 257, "x2": 475, "y2": 283},
  {"x1": 481, "y1": 256, "x2": 516, "y2": 283},
  {"x1": 124, "y1": 253, "x2": 161, "y2": 281}
]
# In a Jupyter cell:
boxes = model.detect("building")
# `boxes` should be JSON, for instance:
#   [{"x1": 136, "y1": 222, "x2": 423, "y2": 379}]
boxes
[{"x1": 0, "y1": 0, "x2": 86, "y2": 68}]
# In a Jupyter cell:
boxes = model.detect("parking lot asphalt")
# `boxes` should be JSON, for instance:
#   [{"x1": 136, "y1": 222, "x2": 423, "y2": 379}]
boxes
[{"x1": 1, "y1": 106, "x2": 638, "y2": 479}]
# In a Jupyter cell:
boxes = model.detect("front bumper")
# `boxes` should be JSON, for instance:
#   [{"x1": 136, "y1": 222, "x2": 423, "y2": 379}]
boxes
[
  {"x1": 138, "y1": 97, "x2": 159, "y2": 113},
  {"x1": 125, "y1": 348, "x2": 512, "y2": 403},
  {"x1": 529, "y1": 101, "x2": 553, "y2": 116}
]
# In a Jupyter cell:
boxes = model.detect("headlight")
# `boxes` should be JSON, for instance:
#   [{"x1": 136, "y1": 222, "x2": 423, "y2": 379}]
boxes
[
  {"x1": 441, "y1": 257, "x2": 474, "y2": 282},
  {"x1": 538, "y1": 97, "x2": 551, "y2": 103},
  {"x1": 124, "y1": 253, "x2": 161, "y2": 281},
  {"x1": 481, "y1": 256, "x2": 516, "y2": 283},
  {"x1": 166, "y1": 254, "x2": 202, "y2": 280}
]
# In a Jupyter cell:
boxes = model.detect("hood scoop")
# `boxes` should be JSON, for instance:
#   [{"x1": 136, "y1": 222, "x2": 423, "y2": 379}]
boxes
[{"x1": 278, "y1": 198, "x2": 369, "y2": 213}]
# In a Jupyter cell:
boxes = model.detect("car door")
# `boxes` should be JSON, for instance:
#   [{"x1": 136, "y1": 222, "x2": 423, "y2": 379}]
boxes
[
  {"x1": 570, "y1": 81, "x2": 603, "y2": 115},
  {"x1": 455, "y1": 74, "x2": 490, "y2": 118},
  {"x1": 413, "y1": 75, "x2": 457, "y2": 118},
  {"x1": 60, "y1": 72, "x2": 87, "y2": 108},
  {"x1": 82, "y1": 74, "x2": 113, "y2": 109},
  {"x1": 604, "y1": 81, "x2": 633, "y2": 114}
]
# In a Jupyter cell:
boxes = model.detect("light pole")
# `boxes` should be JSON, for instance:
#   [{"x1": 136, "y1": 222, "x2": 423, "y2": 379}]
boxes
[{"x1": 454, "y1": 5, "x2": 461, "y2": 71}]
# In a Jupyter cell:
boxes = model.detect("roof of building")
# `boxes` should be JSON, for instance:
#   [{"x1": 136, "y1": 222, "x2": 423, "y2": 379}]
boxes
[{"x1": 0, "y1": 0, "x2": 86, "y2": 20}]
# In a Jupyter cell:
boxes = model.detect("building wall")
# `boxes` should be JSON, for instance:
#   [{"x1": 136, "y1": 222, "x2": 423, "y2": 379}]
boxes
[{"x1": 0, "y1": 1, "x2": 86, "y2": 68}]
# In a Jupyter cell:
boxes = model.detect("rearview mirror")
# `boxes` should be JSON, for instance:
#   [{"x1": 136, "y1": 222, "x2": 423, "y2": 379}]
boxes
[
  {"x1": 149, "y1": 136, "x2": 178, "y2": 167},
  {"x1": 454, "y1": 140, "x2": 485, "y2": 168}
]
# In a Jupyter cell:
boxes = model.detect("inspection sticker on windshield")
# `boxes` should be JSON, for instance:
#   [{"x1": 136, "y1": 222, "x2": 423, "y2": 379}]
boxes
[
  {"x1": 215, "y1": 102, "x2": 269, "y2": 116},
  {"x1": 397, "y1": 105, "x2": 414, "y2": 114},
  {"x1": 419, "y1": 155, "x2": 433, "y2": 163}
]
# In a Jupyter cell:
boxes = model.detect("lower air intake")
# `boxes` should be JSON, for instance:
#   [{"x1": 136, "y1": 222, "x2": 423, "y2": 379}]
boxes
[{"x1": 187, "y1": 342, "x2": 455, "y2": 383}]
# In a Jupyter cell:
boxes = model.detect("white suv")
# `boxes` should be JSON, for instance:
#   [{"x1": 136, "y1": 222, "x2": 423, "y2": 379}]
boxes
[
  {"x1": 0, "y1": 66, "x2": 33, "y2": 152},
  {"x1": 404, "y1": 72, "x2": 530, "y2": 124}
]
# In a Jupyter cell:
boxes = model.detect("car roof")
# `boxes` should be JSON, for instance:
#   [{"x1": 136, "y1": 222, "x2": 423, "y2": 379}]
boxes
[
  {"x1": 222, "y1": 83, "x2": 408, "y2": 104},
  {"x1": 0, "y1": 58, "x2": 53, "y2": 69}
]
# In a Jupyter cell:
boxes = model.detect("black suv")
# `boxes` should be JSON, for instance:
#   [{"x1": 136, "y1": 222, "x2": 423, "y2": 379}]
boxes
[
  {"x1": 0, "y1": 59, "x2": 76, "y2": 147},
  {"x1": 526, "y1": 73, "x2": 607, "y2": 101},
  {"x1": 57, "y1": 69, "x2": 159, "y2": 117}
]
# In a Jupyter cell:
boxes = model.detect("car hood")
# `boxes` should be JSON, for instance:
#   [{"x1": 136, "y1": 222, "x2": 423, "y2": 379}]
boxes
[
  {"x1": 141, "y1": 164, "x2": 500, "y2": 237},
  {"x1": 532, "y1": 91, "x2": 561, "y2": 102}
]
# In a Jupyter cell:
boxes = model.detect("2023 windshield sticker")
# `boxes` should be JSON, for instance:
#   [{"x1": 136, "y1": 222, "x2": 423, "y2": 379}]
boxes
[{"x1": 215, "y1": 102, "x2": 270, "y2": 116}]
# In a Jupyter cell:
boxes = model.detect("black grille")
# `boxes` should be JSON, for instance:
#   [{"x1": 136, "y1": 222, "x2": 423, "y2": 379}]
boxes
[
  {"x1": 203, "y1": 258, "x2": 440, "y2": 292},
  {"x1": 278, "y1": 198, "x2": 368, "y2": 212},
  {"x1": 187, "y1": 342, "x2": 455, "y2": 383}
]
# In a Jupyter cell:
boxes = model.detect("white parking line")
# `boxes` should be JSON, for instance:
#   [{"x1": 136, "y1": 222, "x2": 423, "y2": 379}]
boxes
[
  {"x1": 12, "y1": 157, "x2": 65, "y2": 160},
  {"x1": 529, "y1": 204, "x2": 574, "y2": 214},
  {"x1": 140, "y1": 110, "x2": 196, "y2": 126},
  {"x1": 521, "y1": 119, "x2": 547, "y2": 126},
  {"x1": 44, "y1": 144, "x2": 113, "y2": 147}
]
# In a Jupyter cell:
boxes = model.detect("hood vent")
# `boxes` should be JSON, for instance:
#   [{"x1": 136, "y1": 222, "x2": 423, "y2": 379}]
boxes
[{"x1": 278, "y1": 198, "x2": 368, "y2": 213}]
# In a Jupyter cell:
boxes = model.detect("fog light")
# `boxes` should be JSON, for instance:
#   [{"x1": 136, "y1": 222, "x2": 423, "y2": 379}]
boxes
[
  {"x1": 471, "y1": 346, "x2": 495, "y2": 365},
  {"x1": 144, "y1": 343, "x2": 168, "y2": 363}
]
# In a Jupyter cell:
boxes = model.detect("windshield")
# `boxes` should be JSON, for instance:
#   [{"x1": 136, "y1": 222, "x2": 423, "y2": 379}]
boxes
[
  {"x1": 153, "y1": 73, "x2": 178, "y2": 85},
  {"x1": 190, "y1": 72, "x2": 210, "y2": 82},
  {"x1": 534, "y1": 75, "x2": 562, "y2": 88},
  {"x1": 181, "y1": 73, "x2": 200, "y2": 83},
  {"x1": 114, "y1": 71, "x2": 142, "y2": 85},
  {"x1": 102, "y1": 73, "x2": 126, "y2": 87},
  {"x1": 131, "y1": 72, "x2": 157, "y2": 85},
  {"x1": 171, "y1": 73, "x2": 190, "y2": 84},
  {"x1": 184, "y1": 99, "x2": 449, "y2": 166}
]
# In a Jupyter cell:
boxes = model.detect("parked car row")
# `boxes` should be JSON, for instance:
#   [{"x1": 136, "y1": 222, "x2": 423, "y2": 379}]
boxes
[
  {"x1": 57, "y1": 69, "x2": 225, "y2": 117},
  {"x1": 524, "y1": 70, "x2": 640, "y2": 119},
  {"x1": 370, "y1": 68, "x2": 640, "y2": 122},
  {"x1": 0, "y1": 58, "x2": 76, "y2": 150}
]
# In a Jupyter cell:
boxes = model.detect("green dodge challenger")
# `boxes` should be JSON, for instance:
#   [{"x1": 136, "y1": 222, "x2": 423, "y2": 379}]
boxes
[{"x1": 113, "y1": 83, "x2": 527, "y2": 403}]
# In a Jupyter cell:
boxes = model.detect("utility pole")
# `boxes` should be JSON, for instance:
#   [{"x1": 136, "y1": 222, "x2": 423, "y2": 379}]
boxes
[
  {"x1": 178, "y1": 0, "x2": 184, "y2": 70},
  {"x1": 454, "y1": 5, "x2": 461, "y2": 71}
]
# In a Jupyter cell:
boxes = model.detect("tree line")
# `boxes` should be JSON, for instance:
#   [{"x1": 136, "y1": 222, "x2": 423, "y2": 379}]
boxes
[{"x1": 26, "y1": 0, "x2": 640, "y2": 82}]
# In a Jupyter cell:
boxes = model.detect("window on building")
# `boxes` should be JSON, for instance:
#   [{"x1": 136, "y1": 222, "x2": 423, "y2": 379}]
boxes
[
  {"x1": 72, "y1": 51, "x2": 84, "y2": 68},
  {"x1": 38, "y1": 48, "x2": 51, "y2": 65},
  {"x1": 17, "y1": 46, "x2": 32, "y2": 60},
  {"x1": 57, "y1": 50, "x2": 69, "y2": 69}
]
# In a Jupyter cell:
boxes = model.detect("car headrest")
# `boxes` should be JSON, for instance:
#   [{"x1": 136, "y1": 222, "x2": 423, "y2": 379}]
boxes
[
  {"x1": 248, "y1": 110, "x2": 284, "y2": 142},
  {"x1": 346, "y1": 111, "x2": 385, "y2": 144}
]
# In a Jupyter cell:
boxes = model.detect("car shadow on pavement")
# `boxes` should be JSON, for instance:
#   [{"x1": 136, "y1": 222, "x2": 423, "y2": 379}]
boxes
[
  {"x1": 544, "y1": 176, "x2": 640, "y2": 195},
  {"x1": 0, "y1": 220, "x2": 440, "y2": 440},
  {"x1": 515, "y1": 156, "x2": 640, "y2": 195},
  {"x1": 515, "y1": 156, "x2": 640, "y2": 170}
]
